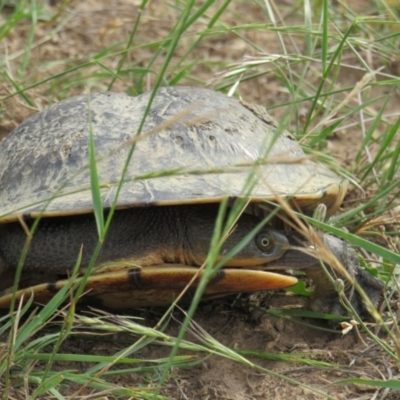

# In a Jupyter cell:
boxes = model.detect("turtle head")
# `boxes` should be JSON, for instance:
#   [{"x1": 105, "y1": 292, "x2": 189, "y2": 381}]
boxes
[
  {"x1": 186, "y1": 208, "x2": 289, "y2": 267},
  {"x1": 218, "y1": 228, "x2": 289, "y2": 267}
]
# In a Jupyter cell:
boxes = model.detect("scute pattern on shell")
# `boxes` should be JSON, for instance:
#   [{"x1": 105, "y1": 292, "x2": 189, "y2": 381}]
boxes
[{"x1": 0, "y1": 86, "x2": 345, "y2": 221}]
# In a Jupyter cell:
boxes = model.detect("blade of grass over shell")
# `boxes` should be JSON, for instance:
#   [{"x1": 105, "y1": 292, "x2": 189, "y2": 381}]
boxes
[{"x1": 87, "y1": 96, "x2": 105, "y2": 238}]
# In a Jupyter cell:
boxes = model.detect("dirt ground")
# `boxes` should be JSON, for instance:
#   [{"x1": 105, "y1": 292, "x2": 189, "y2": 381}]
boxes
[
  {"x1": 1, "y1": 0, "x2": 399, "y2": 399},
  {"x1": 33, "y1": 294, "x2": 395, "y2": 400}
]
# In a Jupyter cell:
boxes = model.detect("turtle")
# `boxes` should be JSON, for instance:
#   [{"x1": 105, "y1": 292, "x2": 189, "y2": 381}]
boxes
[{"x1": 0, "y1": 86, "x2": 382, "y2": 314}]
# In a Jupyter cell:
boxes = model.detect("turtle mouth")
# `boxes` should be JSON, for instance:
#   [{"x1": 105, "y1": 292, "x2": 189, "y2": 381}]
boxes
[{"x1": 239, "y1": 204, "x2": 326, "y2": 271}]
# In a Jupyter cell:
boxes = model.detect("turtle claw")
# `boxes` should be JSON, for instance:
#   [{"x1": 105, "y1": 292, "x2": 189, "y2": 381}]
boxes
[
  {"x1": 308, "y1": 265, "x2": 384, "y2": 319},
  {"x1": 266, "y1": 233, "x2": 384, "y2": 318},
  {"x1": 307, "y1": 234, "x2": 383, "y2": 318}
]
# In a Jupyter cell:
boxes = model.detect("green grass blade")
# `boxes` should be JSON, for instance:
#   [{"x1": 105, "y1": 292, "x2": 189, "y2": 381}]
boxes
[{"x1": 87, "y1": 95, "x2": 105, "y2": 238}]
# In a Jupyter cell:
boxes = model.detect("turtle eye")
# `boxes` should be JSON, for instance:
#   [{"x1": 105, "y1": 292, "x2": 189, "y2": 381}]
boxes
[{"x1": 255, "y1": 232, "x2": 275, "y2": 253}]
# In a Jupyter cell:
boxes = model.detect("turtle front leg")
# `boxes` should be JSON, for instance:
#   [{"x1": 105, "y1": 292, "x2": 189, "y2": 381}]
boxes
[
  {"x1": 266, "y1": 233, "x2": 384, "y2": 318},
  {"x1": 302, "y1": 234, "x2": 383, "y2": 317}
]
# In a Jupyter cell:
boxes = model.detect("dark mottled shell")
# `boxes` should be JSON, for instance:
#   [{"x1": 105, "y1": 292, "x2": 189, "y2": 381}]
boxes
[{"x1": 0, "y1": 86, "x2": 347, "y2": 222}]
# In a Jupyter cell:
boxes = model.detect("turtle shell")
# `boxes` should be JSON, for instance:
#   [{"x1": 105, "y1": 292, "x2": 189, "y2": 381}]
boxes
[{"x1": 0, "y1": 86, "x2": 347, "y2": 222}]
